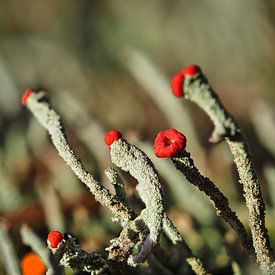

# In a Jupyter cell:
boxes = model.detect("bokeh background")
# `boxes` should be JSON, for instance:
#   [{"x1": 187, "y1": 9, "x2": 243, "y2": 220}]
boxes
[{"x1": 1, "y1": 0, "x2": 275, "y2": 274}]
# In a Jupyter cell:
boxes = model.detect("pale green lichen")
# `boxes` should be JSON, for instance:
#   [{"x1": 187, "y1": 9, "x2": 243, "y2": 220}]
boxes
[
  {"x1": 25, "y1": 91, "x2": 209, "y2": 274},
  {"x1": 109, "y1": 138, "x2": 208, "y2": 274},
  {"x1": 26, "y1": 91, "x2": 135, "y2": 225},
  {"x1": 172, "y1": 150, "x2": 253, "y2": 258},
  {"x1": 184, "y1": 75, "x2": 238, "y2": 142},
  {"x1": 50, "y1": 233, "x2": 108, "y2": 274},
  {"x1": 110, "y1": 139, "x2": 164, "y2": 264},
  {"x1": 105, "y1": 167, "x2": 127, "y2": 206},
  {"x1": 183, "y1": 72, "x2": 274, "y2": 274}
]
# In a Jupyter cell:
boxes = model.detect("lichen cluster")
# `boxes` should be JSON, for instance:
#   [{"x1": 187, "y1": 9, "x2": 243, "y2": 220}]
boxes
[{"x1": 21, "y1": 64, "x2": 275, "y2": 274}]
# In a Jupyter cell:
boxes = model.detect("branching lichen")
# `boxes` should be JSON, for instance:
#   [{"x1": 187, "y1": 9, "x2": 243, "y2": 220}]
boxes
[
  {"x1": 107, "y1": 131, "x2": 208, "y2": 274},
  {"x1": 24, "y1": 90, "x2": 209, "y2": 274},
  {"x1": 24, "y1": 90, "x2": 135, "y2": 225}
]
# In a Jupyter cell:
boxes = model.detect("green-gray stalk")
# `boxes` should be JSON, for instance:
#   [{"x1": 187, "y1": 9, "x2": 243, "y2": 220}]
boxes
[
  {"x1": 172, "y1": 151, "x2": 253, "y2": 258},
  {"x1": 51, "y1": 234, "x2": 108, "y2": 274},
  {"x1": 105, "y1": 167, "x2": 128, "y2": 207},
  {"x1": 184, "y1": 74, "x2": 273, "y2": 273},
  {"x1": 110, "y1": 139, "x2": 209, "y2": 274},
  {"x1": 110, "y1": 139, "x2": 164, "y2": 263},
  {"x1": 25, "y1": 92, "x2": 135, "y2": 225}
]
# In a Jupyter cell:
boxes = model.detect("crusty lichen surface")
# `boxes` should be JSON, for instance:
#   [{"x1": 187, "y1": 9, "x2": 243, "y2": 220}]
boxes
[{"x1": 183, "y1": 71, "x2": 274, "y2": 274}]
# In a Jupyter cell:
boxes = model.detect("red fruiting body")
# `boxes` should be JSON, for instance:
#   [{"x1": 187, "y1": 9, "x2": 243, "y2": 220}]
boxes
[
  {"x1": 171, "y1": 64, "x2": 201, "y2": 97},
  {"x1": 47, "y1": 230, "x2": 64, "y2": 249},
  {"x1": 104, "y1": 130, "x2": 122, "y2": 149},
  {"x1": 154, "y1": 129, "x2": 187, "y2": 158},
  {"x1": 180, "y1": 64, "x2": 201, "y2": 77},
  {"x1": 21, "y1": 88, "x2": 33, "y2": 105},
  {"x1": 171, "y1": 73, "x2": 185, "y2": 97}
]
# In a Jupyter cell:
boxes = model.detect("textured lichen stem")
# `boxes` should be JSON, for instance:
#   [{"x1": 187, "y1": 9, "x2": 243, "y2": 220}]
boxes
[
  {"x1": 183, "y1": 72, "x2": 273, "y2": 273},
  {"x1": 163, "y1": 214, "x2": 209, "y2": 275},
  {"x1": 50, "y1": 234, "x2": 108, "y2": 274},
  {"x1": 105, "y1": 167, "x2": 128, "y2": 206},
  {"x1": 109, "y1": 138, "x2": 209, "y2": 273},
  {"x1": 110, "y1": 138, "x2": 164, "y2": 264},
  {"x1": 25, "y1": 91, "x2": 135, "y2": 225},
  {"x1": 172, "y1": 151, "x2": 253, "y2": 257},
  {"x1": 227, "y1": 136, "x2": 273, "y2": 272}
]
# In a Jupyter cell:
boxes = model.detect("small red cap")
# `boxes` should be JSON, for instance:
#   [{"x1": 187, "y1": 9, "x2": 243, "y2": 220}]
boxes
[
  {"x1": 104, "y1": 130, "x2": 122, "y2": 149},
  {"x1": 180, "y1": 64, "x2": 201, "y2": 77},
  {"x1": 171, "y1": 65, "x2": 201, "y2": 97},
  {"x1": 154, "y1": 129, "x2": 187, "y2": 158},
  {"x1": 21, "y1": 88, "x2": 33, "y2": 105},
  {"x1": 47, "y1": 230, "x2": 64, "y2": 249},
  {"x1": 171, "y1": 73, "x2": 185, "y2": 97}
]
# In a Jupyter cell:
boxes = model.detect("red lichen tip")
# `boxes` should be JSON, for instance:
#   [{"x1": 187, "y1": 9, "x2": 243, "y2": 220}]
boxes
[
  {"x1": 104, "y1": 130, "x2": 122, "y2": 149},
  {"x1": 47, "y1": 230, "x2": 64, "y2": 249},
  {"x1": 21, "y1": 88, "x2": 33, "y2": 105},
  {"x1": 171, "y1": 64, "x2": 201, "y2": 97},
  {"x1": 154, "y1": 129, "x2": 187, "y2": 158},
  {"x1": 180, "y1": 64, "x2": 201, "y2": 77},
  {"x1": 171, "y1": 73, "x2": 185, "y2": 97}
]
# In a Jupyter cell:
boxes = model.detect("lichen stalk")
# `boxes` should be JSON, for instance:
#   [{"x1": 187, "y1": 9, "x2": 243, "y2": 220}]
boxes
[
  {"x1": 105, "y1": 167, "x2": 128, "y2": 206},
  {"x1": 172, "y1": 150, "x2": 253, "y2": 257},
  {"x1": 227, "y1": 136, "x2": 273, "y2": 272},
  {"x1": 109, "y1": 137, "x2": 209, "y2": 274},
  {"x1": 25, "y1": 91, "x2": 135, "y2": 225},
  {"x1": 49, "y1": 233, "x2": 108, "y2": 274},
  {"x1": 110, "y1": 138, "x2": 165, "y2": 264},
  {"x1": 183, "y1": 71, "x2": 273, "y2": 273}
]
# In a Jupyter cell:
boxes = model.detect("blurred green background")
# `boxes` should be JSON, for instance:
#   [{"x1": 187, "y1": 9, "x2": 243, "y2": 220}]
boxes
[{"x1": 1, "y1": 0, "x2": 275, "y2": 274}]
